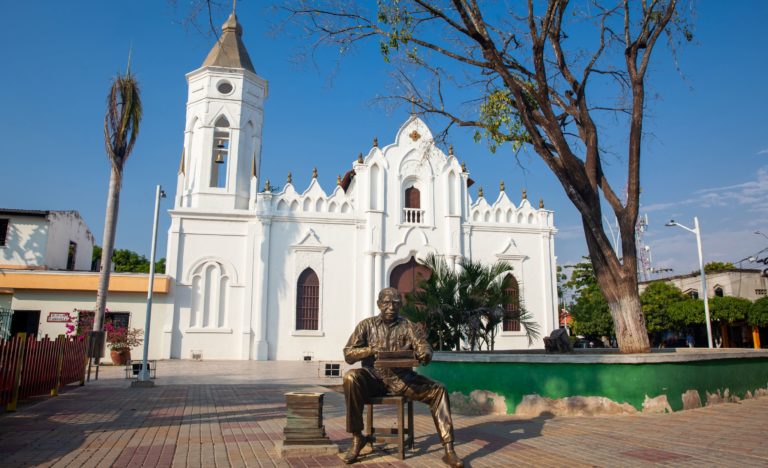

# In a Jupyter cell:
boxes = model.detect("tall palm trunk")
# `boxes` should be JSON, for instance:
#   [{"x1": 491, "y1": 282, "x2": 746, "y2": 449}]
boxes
[
  {"x1": 92, "y1": 68, "x2": 142, "y2": 339},
  {"x1": 93, "y1": 169, "x2": 121, "y2": 332}
]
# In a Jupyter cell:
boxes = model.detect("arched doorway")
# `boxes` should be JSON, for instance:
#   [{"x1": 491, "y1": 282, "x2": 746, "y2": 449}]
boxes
[{"x1": 389, "y1": 256, "x2": 432, "y2": 302}]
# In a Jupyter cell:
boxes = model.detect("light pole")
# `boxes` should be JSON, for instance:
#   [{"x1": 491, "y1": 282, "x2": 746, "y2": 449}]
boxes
[
  {"x1": 665, "y1": 217, "x2": 713, "y2": 348},
  {"x1": 135, "y1": 185, "x2": 165, "y2": 385}
]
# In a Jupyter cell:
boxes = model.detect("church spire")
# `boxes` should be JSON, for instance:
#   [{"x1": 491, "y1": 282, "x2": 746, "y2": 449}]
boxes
[{"x1": 202, "y1": 12, "x2": 256, "y2": 73}]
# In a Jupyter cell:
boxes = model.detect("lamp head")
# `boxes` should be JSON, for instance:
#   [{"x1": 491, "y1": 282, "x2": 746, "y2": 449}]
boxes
[{"x1": 665, "y1": 219, "x2": 676, "y2": 227}]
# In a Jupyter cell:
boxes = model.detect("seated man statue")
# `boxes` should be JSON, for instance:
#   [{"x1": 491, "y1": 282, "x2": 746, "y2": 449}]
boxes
[{"x1": 341, "y1": 287, "x2": 464, "y2": 467}]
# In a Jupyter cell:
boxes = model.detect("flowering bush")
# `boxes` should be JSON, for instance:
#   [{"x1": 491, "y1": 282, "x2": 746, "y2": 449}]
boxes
[{"x1": 104, "y1": 323, "x2": 143, "y2": 350}]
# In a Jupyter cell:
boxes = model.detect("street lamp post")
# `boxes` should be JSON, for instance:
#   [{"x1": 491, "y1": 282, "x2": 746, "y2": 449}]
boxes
[
  {"x1": 665, "y1": 217, "x2": 713, "y2": 348},
  {"x1": 136, "y1": 185, "x2": 165, "y2": 385}
]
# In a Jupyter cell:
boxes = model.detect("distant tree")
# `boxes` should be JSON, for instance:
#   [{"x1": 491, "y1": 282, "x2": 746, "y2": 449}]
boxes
[
  {"x1": 703, "y1": 261, "x2": 735, "y2": 273},
  {"x1": 748, "y1": 297, "x2": 768, "y2": 327},
  {"x1": 709, "y1": 296, "x2": 751, "y2": 324},
  {"x1": 287, "y1": 0, "x2": 692, "y2": 353},
  {"x1": 94, "y1": 67, "x2": 142, "y2": 333},
  {"x1": 667, "y1": 299, "x2": 704, "y2": 329},
  {"x1": 565, "y1": 261, "x2": 613, "y2": 338},
  {"x1": 91, "y1": 246, "x2": 165, "y2": 274},
  {"x1": 640, "y1": 281, "x2": 688, "y2": 334}
]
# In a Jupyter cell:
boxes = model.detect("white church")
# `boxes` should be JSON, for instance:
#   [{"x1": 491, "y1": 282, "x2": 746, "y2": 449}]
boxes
[{"x1": 160, "y1": 13, "x2": 559, "y2": 361}]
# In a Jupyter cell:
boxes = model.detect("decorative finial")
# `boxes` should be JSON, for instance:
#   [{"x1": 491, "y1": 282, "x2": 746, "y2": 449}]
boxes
[
  {"x1": 373, "y1": 137, "x2": 378, "y2": 148},
  {"x1": 264, "y1": 179, "x2": 271, "y2": 192},
  {"x1": 539, "y1": 198, "x2": 545, "y2": 209},
  {"x1": 357, "y1": 152, "x2": 364, "y2": 164},
  {"x1": 232, "y1": 0, "x2": 237, "y2": 13},
  {"x1": 500, "y1": 181, "x2": 505, "y2": 192},
  {"x1": 337, "y1": 174, "x2": 342, "y2": 186},
  {"x1": 312, "y1": 167, "x2": 318, "y2": 179},
  {"x1": 449, "y1": 145, "x2": 454, "y2": 156},
  {"x1": 478, "y1": 187, "x2": 484, "y2": 198},
  {"x1": 461, "y1": 161, "x2": 467, "y2": 172},
  {"x1": 522, "y1": 189, "x2": 527, "y2": 200},
  {"x1": 286, "y1": 172, "x2": 292, "y2": 184}
]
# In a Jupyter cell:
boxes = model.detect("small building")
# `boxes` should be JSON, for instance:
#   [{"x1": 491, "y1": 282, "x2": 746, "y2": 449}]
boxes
[
  {"x1": 0, "y1": 209, "x2": 167, "y2": 358},
  {"x1": 639, "y1": 269, "x2": 768, "y2": 348},
  {"x1": 639, "y1": 269, "x2": 767, "y2": 301}
]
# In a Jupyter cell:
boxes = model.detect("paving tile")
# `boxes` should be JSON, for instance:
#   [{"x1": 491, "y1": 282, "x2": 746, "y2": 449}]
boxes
[{"x1": 1, "y1": 361, "x2": 768, "y2": 467}]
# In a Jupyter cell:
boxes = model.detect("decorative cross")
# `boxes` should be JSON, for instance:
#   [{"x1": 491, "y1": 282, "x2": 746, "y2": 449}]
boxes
[{"x1": 409, "y1": 130, "x2": 421, "y2": 141}]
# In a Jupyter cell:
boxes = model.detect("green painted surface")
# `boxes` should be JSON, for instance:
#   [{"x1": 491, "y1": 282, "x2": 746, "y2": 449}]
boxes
[{"x1": 419, "y1": 358, "x2": 768, "y2": 413}]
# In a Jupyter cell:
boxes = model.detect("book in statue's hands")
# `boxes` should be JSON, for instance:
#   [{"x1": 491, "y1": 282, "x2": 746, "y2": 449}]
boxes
[{"x1": 374, "y1": 350, "x2": 419, "y2": 368}]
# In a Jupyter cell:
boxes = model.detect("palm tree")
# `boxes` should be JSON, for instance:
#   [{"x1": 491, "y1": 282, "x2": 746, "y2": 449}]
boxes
[
  {"x1": 407, "y1": 254, "x2": 540, "y2": 351},
  {"x1": 93, "y1": 67, "x2": 142, "y2": 335},
  {"x1": 405, "y1": 254, "x2": 460, "y2": 351}
]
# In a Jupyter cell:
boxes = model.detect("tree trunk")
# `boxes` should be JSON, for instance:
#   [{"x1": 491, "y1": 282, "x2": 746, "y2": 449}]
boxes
[
  {"x1": 601, "y1": 281, "x2": 649, "y2": 353},
  {"x1": 584, "y1": 218, "x2": 650, "y2": 354},
  {"x1": 94, "y1": 169, "x2": 121, "y2": 332}
]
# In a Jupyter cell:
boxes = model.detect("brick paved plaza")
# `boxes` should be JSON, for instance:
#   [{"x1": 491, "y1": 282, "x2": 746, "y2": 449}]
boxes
[{"x1": 1, "y1": 360, "x2": 767, "y2": 467}]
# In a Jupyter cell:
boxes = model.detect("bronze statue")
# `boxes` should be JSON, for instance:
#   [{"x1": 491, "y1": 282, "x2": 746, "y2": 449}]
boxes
[{"x1": 342, "y1": 287, "x2": 464, "y2": 467}]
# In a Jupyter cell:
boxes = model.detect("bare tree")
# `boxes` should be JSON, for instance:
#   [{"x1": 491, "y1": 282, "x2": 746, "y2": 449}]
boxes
[{"x1": 285, "y1": 0, "x2": 691, "y2": 353}]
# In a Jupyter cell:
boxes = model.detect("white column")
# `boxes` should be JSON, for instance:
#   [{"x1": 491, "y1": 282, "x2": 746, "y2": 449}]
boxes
[
  {"x1": 253, "y1": 219, "x2": 271, "y2": 359},
  {"x1": 363, "y1": 252, "x2": 374, "y2": 319},
  {"x1": 374, "y1": 253, "x2": 383, "y2": 305},
  {"x1": 241, "y1": 222, "x2": 258, "y2": 359},
  {"x1": 161, "y1": 217, "x2": 181, "y2": 359}
]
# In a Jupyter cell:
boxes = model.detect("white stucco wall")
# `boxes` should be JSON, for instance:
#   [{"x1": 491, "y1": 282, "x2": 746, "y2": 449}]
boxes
[
  {"x1": 0, "y1": 215, "x2": 48, "y2": 267},
  {"x1": 45, "y1": 211, "x2": 95, "y2": 270}
]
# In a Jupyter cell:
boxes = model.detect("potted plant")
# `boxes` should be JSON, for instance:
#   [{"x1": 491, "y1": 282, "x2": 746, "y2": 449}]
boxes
[{"x1": 105, "y1": 323, "x2": 143, "y2": 365}]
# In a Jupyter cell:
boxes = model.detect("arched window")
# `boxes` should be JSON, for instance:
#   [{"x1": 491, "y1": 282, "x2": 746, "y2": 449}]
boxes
[
  {"x1": 404, "y1": 186, "x2": 422, "y2": 223},
  {"x1": 296, "y1": 268, "x2": 320, "y2": 330},
  {"x1": 390, "y1": 256, "x2": 432, "y2": 303},
  {"x1": 210, "y1": 115, "x2": 230, "y2": 188},
  {"x1": 714, "y1": 287, "x2": 724, "y2": 297},
  {"x1": 686, "y1": 289, "x2": 699, "y2": 300},
  {"x1": 502, "y1": 274, "x2": 521, "y2": 332}
]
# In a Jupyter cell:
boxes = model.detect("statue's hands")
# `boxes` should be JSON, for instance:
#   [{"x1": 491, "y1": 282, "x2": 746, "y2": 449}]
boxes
[{"x1": 416, "y1": 350, "x2": 432, "y2": 365}]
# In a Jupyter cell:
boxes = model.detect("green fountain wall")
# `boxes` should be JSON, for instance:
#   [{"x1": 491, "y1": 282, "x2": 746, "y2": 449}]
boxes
[{"x1": 419, "y1": 352, "x2": 768, "y2": 413}]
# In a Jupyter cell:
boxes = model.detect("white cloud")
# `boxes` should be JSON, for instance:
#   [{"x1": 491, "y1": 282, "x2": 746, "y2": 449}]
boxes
[
  {"x1": 643, "y1": 165, "x2": 768, "y2": 215},
  {"x1": 758, "y1": 148, "x2": 768, "y2": 155}
]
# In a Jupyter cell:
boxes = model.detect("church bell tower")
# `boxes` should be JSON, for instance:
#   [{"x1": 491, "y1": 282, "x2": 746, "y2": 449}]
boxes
[{"x1": 176, "y1": 12, "x2": 267, "y2": 210}]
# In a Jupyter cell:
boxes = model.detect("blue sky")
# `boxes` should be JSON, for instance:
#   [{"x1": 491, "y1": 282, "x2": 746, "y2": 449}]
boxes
[{"x1": 1, "y1": 1, "x2": 767, "y2": 279}]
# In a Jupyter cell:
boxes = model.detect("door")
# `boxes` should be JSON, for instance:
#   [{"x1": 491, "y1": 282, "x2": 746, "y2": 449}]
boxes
[
  {"x1": 389, "y1": 257, "x2": 432, "y2": 303},
  {"x1": 10, "y1": 310, "x2": 40, "y2": 338}
]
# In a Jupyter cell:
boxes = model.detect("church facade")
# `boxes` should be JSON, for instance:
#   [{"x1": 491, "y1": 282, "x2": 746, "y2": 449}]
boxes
[{"x1": 160, "y1": 14, "x2": 559, "y2": 361}]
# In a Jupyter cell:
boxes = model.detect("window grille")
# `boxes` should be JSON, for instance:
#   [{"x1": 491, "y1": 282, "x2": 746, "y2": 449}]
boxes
[
  {"x1": 324, "y1": 363, "x2": 341, "y2": 377},
  {"x1": 503, "y1": 274, "x2": 521, "y2": 332},
  {"x1": 296, "y1": 268, "x2": 319, "y2": 330}
]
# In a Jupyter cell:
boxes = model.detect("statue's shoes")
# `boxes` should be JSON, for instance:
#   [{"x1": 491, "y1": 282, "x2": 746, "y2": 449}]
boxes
[
  {"x1": 342, "y1": 434, "x2": 368, "y2": 464},
  {"x1": 442, "y1": 446, "x2": 465, "y2": 468}
]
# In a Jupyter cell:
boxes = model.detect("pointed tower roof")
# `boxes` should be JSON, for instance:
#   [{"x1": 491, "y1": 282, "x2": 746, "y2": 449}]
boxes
[{"x1": 202, "y1": 12, "x2": 255, "y2": 73}]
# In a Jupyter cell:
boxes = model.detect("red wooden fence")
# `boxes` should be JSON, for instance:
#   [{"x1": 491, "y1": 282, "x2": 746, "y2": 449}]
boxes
[{"x1": 0, "y1": 334, "x2": 87, "y2": 411}]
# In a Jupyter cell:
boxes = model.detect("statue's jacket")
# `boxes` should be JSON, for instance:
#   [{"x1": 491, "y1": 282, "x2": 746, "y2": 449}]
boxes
[{"x1": 343, "y1": 315, "x2": 432, "y2": 393}]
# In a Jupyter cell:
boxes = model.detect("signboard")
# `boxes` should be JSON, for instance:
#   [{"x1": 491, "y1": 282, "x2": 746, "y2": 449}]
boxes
[{"x1": 47, "y1": 312, "x2": 71, "y2": 323}]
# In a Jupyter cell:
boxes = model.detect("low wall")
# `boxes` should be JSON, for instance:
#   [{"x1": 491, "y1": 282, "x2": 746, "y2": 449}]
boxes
[{"x1": 418, "y1": 349, "x2": 768, "y2": 414}]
